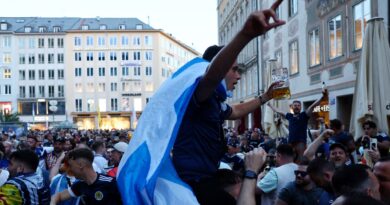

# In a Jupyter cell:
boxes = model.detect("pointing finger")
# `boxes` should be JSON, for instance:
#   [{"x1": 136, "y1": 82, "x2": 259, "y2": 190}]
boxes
[{"x1": 270, "y1": 0, "x2": 283, "y2": 11}]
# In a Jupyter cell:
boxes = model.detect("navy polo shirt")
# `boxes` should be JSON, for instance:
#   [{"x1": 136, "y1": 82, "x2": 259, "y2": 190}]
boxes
[
  {"x1": 172, "y1": 91, "x2": 232, "y2": 182},
  {"x1": 285, "y1": 112, "x2": 309, "y2": 143},
  {"x1": 69, "y1": 174, "x2": 122, "y2": 205}
]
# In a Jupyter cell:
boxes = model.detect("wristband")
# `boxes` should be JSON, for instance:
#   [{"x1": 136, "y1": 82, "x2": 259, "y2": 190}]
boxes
[{"x1": 244, "y1": 170, "x2": 258, "y2": 179}]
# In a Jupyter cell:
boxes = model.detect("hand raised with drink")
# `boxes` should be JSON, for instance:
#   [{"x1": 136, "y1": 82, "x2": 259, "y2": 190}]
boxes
[
  {"x1": 263, "y1": 81, "x2": 284, "y2": 101},
  {"x1": 240, "y1": 0, "x2": 285, "y2": 39}
]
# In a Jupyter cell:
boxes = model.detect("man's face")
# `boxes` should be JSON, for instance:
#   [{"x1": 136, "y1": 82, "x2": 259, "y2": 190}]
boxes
[
  {"x1": 292, "y1": 102, "x2": 301, "y2": 114},
  {"x1": 363, "y1": 125, "x2": 376, "y2": 137},
  {"x1": 295, "y1": 165, "x2": 310, "y2": 186},
  {"x1": 27, "y1": 138, "x2": 37, "y2": 149},
  {"x1": 374, "y1": 161, "x2": 390, "y2": 203},
  {"x1": 224, "y1": 62, "x2": 241, "y2": 91},
  {"x1": 63, "y1": 140, "x2": 73, "y2": 151},
  {"x1": 111, "y1": 150, "x2": 123, "y2": 165},
  {"x1": 329, "y1": 147, "x2": 347, "y2": 168},
  {"x1": 67, "y1": 159, "x2": 83, "y2": 179},
  {"x1": 53, "y1": 141, "x2": 63, "y2": 153}
]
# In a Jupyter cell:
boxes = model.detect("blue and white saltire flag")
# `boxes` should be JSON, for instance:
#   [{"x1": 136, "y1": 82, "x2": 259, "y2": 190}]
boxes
[{"x1": 117, "y1": 57, "x2": 210, "y2": 205}]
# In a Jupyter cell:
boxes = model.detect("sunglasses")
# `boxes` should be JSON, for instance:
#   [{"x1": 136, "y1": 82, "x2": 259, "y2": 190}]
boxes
[{"x1": 294, "y1": 170, "x2": 308, "y2": 177}]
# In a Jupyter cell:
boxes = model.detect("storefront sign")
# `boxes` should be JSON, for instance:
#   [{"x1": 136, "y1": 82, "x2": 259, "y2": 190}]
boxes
[{"x1": 122, "y1": 93, "x2": 142, "y2": 97}]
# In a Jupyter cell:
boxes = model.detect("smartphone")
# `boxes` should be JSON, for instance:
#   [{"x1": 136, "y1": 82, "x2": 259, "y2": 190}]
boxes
[{"x1": 371, "y1": 138, "x2": 378, "y2": 150}]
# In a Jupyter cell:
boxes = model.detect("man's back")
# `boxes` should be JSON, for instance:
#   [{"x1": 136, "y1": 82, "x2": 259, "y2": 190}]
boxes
[{"x1": 0, "y1": 172, "x2": 50, "y2": 205}]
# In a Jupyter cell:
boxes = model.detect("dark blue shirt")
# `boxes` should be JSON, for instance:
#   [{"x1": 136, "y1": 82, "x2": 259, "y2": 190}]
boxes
[
  {"x1": 285, "y1": 112, "x2": 309, "y2": 143},
  {"x1": 69, "y1": 174, "x2": 122, "y2": 205},
  {"x1": 173, "y1": 91, "x2": 232, "y2": 182},
  {"x1": 278, "y1": 181, "x2": 323, "y2": 205},
  {"x1": 318, "y1": 191, "x2": 335, "y2": 205}
]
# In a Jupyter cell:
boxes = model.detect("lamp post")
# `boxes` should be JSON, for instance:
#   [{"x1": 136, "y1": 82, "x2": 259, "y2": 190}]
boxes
[{"x1": 49, "y1": 100, "x2": 58, "y2": 128}]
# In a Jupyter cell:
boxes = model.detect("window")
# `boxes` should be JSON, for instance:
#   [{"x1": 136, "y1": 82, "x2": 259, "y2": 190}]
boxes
[
  {"x1": 18, "y1": 38, "x2": 25, "y2": 49},
  {"x1": 119, "y1": 24, "x2": 126, "y2": 30},
  {"x1": 110, "y1": 37, "x2": 117, "y2": 46},
  {"x1": 134, "y1": 66, "x2": 141, "y2": 76},
  {"x1": 133, "y1": 81, "x2": 141, "y2": 92},
  {"x1": 75, "y1": 52, "x2": 82, "y2": 61},
  {"x1": 122, "y1": 67, "x2": 129, "y2": 76},
  {"x1": 275, "y1": 50, "x2": 282, "y2": 65},
  {"x1": 110, "y1": 82, "x2": 117, "y2": 91},
  {"x1": 122, "y1": 36, "x2": 129, "y2": 45},
  {"x1": 48, "y1": 53, "x2": 54, "y2": 64},
  {"x1": 100, "y1": 25, "x2": 107, "y2": 30},
  {"x1": 48, "y1": 70, "x2": 55, "y2": 80},
  {"x1": 48, "y1": 38, "x2": 54, "y2": 48},
  {"x1": 20, "y1": 86, "x2": 26, "y2": 98},
  {"x1": 87, "y1": 52, "x2": 94, "y2": 61},
  {"x1": 39, "y1": 70, "x2": 45, "y2": 80},
  {"x1": 58, "y1": 85, "x2": 64, "y2": 97},
  {"x1": 3, "y1": 36, "x2": 11, "y2": 48},
  {"x1": 38, "y1": 86, "x2": 44, "y2": 97},
  {"x1": 3, "y1": 69, "x2": 11, "y2": 79},
  {"x1": 145, "y1": 51, "x2": 152, "y2": 60},
  {"x1": 122, "y1": 82, "x2": 130, "y2": 92},
  {"x1": 57, "y1": 53, "x2": 64, "y2": 64},
  {"x1": 309, "y1": 28, "x2": 321, "y2": 66},
  {"x1": 98, "y1": 52, "x2": 105, "y2": 61},
  {"x1": 82, "y1": 25, "x2": 89, "y2": 30},
  {"x1": 86, "y1": 36, "x2": 93, "y2": 46},
  {"x1": 5, "y1": 85, "x2": 11, "y2": 95},
  {"x1": 3, "y1": 53, "x2": 11, "y2": 64},
  {"x1": 121, "y1": 52, "x2": 129, "y2": 60},
  {"x1": 48, "y1": 86, "x2": 55, "y2": 97},
  {"x1": 99, "y1": 67, "x2": 105, "y2": 76},
  {"x1": 38, "y1": 26, "x2": 46, "y2": 33},
  {"x1": 75, "y1": 68, "x2": 82, "y2": 77},
  {"x1": 29, "y1": 38, "x2": 35, "y2": 48},
  {"x1": 98, "y1": 36, "x2": 105, "y2": 46},
  {"x1": 133, "y1": 51, "x2": 141, "y2": 60},
  {"x1": 288, "y1": 0, "x2": 298, "y2": 17},
  {"x1": 28, "y1": 70, "x2": 35, "y2": 80},
  {"x1": 38, "y1": 38, "x2": 45, "y2": 48},
  {"x1": 145, "y1": 66, "x2": 152, "y2": 76},
  {"x1": 19, "y1": 54, "x2": 26, "y2": 64},
  {"x1": 57, "y1": 38, "x2": 64, "y2": 48},
  {"x1": 289, "y1": 40, "x2": 299, "y2": 75},
  {"x1": 19, "y1": 70, "x2": 26, "y2": 80},
  {"x1": 29, "y1": 86, "x2": 35, "y2": 97},
  {"x1": 38, "y1": 86, "x2": 45, "y2": 97},
  {"x1": 98, "y1": 83, "x2": 105, "y2": 92},
  {"x1": 87, "y1": 99, "x2": 94, "y2": 111},
  {"x1": 110, "y1": 67, "x2": 117, "y2": 76},
  {"x1": 329, "y1": 15, "x2": 343, "y2": 59},
  {"x1": 87, "y1": 67, "x2": 94, "y2": 76},
  {"x1": 353, "y1": 0, "x2": 371, "y2": 50},
  {"x1": 133, "y1": 36, "x2": 140, "y2": 45},
  {"x1": 58, "y1": 70, "x2": 64, "y2": 79},
  {"x1": 74, "y1": 37, "x2": 81, "y2": 46},
  {"x1": 38, "y1": 54, "x2": 45, "y2": 64},
  {"x1": 144, "y1": 36, "x2": 152, "y2": 46},
  {"x1": 110, "y1": 52, "x2": 117, "y2": 61},
  {"x1": 0, "y1": 23, "x2": 7, "y2": 31},
  {"x1": 53, "y1": 26, "x2": 61, "y2": 33},
  {"x1": 87, "y1": 83, "x2": 94, "y2": 92},
  {"x1": 75, "y1": 83, "x2": 82, "y2": 93},
  {"x1": 145, "y1": 82, "x2": 154, "y2": 92},
  {"x1": 75, "y1": 99, "x2": 82, "y2": 112},
  {"x1": 111, "y1": 98, "x2": 118, "y2": 111}
]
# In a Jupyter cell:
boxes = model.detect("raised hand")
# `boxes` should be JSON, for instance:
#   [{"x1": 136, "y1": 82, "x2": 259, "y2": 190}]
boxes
[{"x1": 240, "y1": 0, "x2": 285, "y2": 39}]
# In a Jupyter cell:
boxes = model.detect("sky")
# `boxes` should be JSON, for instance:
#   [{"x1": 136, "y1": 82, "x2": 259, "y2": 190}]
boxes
[{"x1": 2, "y1": 0, "x2": 219, "y2": 54}]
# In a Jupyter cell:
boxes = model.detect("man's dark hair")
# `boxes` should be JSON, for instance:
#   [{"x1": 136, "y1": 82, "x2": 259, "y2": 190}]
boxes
[
  {"x1": 68, "y1": 148, "x2": 94, "y2": 163},
  {"x1": 340, "y1": 192, "x2": 385, "y2": 205},
  {"x1": 91, "y1": 141, "x2": 104, "y2": 152},
  {"x1": 362, "y1": 120, "x2": 377, "y2": 129},
  {"x1": 216, "y1": 169, "x2": 242, "y2": 189},
  {"x1": 329, "y1": 143, "x2": 347, "y2": 153},
  {"x1": 10, "y1": 149, "x2": 39, "y2": 171},
  {"x1": 202, "y1": 45, "x2": 224, "y2": 62},
  {"x1": 332, "y1": 164, "x2": 371, "y2": 196},
  {"x1": 330, "y1": 119, "x2": 343, "y2": 130},
  {"x1": 276, "y1": 144, "x2": 294, "y2": 158},
  {"x1": 292, "y1": 100, "x2": 301, "y2": 105},
  {"x1": 307, "y1": 158, "x2": 335, "y2": 176}
]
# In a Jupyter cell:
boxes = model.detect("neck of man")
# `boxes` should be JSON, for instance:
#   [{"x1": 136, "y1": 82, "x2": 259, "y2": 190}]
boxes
[
  {"x1": 83, "y1": 169, "x2": 98, "y2": 185},
  {"x1": 302, "y1": 181, "x2": 315, "y2": 191}
]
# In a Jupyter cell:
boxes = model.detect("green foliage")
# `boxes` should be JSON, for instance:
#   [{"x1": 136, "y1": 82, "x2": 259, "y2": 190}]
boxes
[{"x1": 0, "y1": 112, "x2": 20, "y2": 123}]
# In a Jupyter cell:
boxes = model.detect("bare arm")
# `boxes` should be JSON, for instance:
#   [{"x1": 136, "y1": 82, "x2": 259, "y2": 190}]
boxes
[
  {"x1": 267, "y1": 103, "x2": 286, "y2": 118},
  {"x1": 306, "y1": 90, "x2": 328, "y2": 116},
  {"x1": 195, "y1": 1, "x2": 285, "y2": 103},
  {"x1": 237, "y1": 148, "x2": 267, "y2": 205},
  {"x1": 303, "y1": 129, "x2": 334, "y2": 160},
  {"x1": 49, "y1": 152, "x2": 65, "y2": 181},
  {"x1": 50, "y1": 189, "x2": 72, "y2": 205}
]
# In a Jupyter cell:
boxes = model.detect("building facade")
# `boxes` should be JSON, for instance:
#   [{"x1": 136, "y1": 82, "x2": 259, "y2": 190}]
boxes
[{"x1": 0, "y1": 17, "x2": 198, "y2": 130}]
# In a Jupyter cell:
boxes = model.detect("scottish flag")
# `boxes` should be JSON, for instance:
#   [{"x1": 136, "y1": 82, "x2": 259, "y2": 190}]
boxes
[{"x1": 117, "y1": 58, "x2": 211, "y2": 205}]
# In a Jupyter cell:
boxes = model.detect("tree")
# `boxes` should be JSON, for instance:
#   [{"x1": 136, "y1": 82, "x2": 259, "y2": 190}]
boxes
[{"x1": 0, "y1": 112, "x2": 20, "y2": 123}]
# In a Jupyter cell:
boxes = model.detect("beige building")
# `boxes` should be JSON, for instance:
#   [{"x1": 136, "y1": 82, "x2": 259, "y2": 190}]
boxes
[{"x1": 64, "y1": 18, "x2": 198, "y2": 129}]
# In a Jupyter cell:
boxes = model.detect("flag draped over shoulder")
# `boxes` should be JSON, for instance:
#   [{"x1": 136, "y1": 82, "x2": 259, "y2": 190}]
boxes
[{"x1": 117, "y1": 58, "x2": 210, "y2": 205}]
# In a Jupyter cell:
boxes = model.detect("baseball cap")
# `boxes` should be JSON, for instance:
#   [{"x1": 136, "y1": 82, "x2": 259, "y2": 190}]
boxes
[
  {"x1": 113, "y1": 142, "x2": 128, "y2": 153},
  {"x1": 329, "y1": 143, "x2": 347, "y2": 152}
]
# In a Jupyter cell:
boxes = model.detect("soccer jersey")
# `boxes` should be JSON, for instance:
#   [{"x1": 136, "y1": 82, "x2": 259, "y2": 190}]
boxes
[{"x1": 68, "y1": 174, "x2": 122, "y2": 205}]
